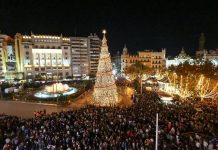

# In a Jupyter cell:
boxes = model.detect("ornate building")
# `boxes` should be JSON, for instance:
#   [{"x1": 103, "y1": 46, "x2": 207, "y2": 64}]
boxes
[
  {"x1": 121, "y1": 45, "x2": 166, "y2": 73},
  {"x1": 177, "y1": 47, "x2": 190, "y2": 59},
  {"x1": 93, "y1": 30, "x2": 118, "y2": 106},
  {"x1": 203, "y1": 49, "x2": 218, "y2": 66},
  {"x1": 166, "y1": 48, "x2": 193, "y2": 68},
  {"x1": 195, "y1": 32, "x2": 218, "y2": 65}
]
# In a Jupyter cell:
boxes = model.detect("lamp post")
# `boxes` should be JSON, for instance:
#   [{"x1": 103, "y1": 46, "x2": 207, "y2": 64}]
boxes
[
  {"x1": 0, "y1": 87, "x2": 2, "y2": 100},
  {"x1": 125, "y1": 85, "x2": 127, "y2": 96},
  {"x1": 56, "y1": 53, "x2": 58, "y2": 105},
  {"x1": 140, "y1": 78, "x2": 142, "y2": 95},
  {"x1": 155, "y1": 113, "x2": 159, "y2": 150}
]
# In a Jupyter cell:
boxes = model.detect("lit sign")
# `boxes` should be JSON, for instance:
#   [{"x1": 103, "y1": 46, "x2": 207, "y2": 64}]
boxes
[{"x1": 32, "y1": 49, "x2": 62, "y2": 54}]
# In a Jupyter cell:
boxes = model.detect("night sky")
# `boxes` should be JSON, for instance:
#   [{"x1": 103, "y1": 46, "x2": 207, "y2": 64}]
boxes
[{"x1": 1, "y1": 0, "x2": 218, "y2": 56}]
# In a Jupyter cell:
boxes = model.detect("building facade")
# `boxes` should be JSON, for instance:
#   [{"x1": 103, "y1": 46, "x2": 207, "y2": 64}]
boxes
[
  {"x1": 0, "y1": 32, "x2": 101, "y2": 80},
  {"x1": 71, "y1": 37, "x2": 89, "y2": 78},
  {"x1": 202, "y1": 49, "x2": 218, "y2": 66},
  {"x1": 70, "y1": 34, "x2": 101, "y2": 78},
  {"x1": 111, "y1": 51, "x2": 121, "y2": 76},
  {"x1": 71, "y1": 34, "x2": 101, "y2": 78},
  {"x1": 0, "y1": 34, "x2": 15, "y2": 80},
  {"x1": 166, "y1": 48, "x2": 193, "y2": 68},
  {"x1": 15, "y1": 33, "x2": 72, "y2": 80},
  {"x1": 121, "y1": 45, "x2": 166, "y2": 73},
  {"x1": 89, "y1": 34, "x2": 101, "y2": 76}
]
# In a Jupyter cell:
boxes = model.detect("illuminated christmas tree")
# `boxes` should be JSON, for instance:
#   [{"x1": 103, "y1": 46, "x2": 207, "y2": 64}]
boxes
[{"x1": 93, "y1": 30, "x2": 118, "y2": 106}]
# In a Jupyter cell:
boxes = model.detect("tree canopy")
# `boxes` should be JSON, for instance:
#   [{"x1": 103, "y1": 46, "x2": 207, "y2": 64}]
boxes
[
  {"x1": 168, "y1": 60, "x2": 217, "y2": 78},
  {"x1": 125, "y1": 62, "x2": 153, "y2": 80}
]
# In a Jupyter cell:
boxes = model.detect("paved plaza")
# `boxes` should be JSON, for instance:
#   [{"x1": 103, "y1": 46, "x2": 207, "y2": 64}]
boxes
[
  {"x1": 0, "y1": 101, "x2": 70, "y2": 118},
  {"x1": 0, "y1": 86, "x2": 134, "y2": 118}
]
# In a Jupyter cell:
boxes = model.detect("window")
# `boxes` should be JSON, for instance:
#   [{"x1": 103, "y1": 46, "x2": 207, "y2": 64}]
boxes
[
  {"x1": 24, "y1": 45, "x2": 29, "y2": 48},
  {"x1": 65, "y1": 57, "x2": 68, "y2": 59},
  {"x1": 26, "y1": 57, "x2": 29, "y2": 59},
  {"x1": 35, "y1": 68, "x2": 39, "y2": 71},
  {"x1": 26, "y1": 51, "x2": 29, "y2": 55},
  {"x1": 64, "y1": 46, "x2": 68, "y2": 49}
]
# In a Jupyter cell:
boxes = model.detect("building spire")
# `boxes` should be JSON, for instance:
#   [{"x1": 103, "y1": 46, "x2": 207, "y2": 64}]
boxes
[
  {"x1": 123, "y1": 44, "x2": 128, "y2": 55},
  {"x1": 199, "y1": 32, "x2": 205, "y2": 51},
  {"x1": 102, "y1": 29, "x2": 107, "y2": 47},
  {"x1": 181, "y1": 47, "x2": 185, "y2": 53}
]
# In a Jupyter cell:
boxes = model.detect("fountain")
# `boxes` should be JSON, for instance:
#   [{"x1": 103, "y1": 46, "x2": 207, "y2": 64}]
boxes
[{"x1": 34, "y1": 83, "x2": 78, "y2": 99}]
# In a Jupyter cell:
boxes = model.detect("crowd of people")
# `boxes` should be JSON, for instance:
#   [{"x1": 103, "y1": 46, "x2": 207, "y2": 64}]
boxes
[{"x1": 0, "y1": 91, "x2": 217, "y2": 149}]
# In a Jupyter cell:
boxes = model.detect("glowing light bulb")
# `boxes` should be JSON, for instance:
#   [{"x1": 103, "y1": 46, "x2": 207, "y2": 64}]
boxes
[{"x1": 102, "y1": 29, "x2": 106, "y2": 34}]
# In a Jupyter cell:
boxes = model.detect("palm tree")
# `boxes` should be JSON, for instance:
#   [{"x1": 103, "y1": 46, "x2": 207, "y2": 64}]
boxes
[{"x1": 125, "y1": 62, "x2": 153, "y2": 94}]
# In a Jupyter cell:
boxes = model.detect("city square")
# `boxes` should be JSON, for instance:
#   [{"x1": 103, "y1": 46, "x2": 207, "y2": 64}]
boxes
[{"x1": 0, "y1": 0, "x2": 218, "y2": 149}]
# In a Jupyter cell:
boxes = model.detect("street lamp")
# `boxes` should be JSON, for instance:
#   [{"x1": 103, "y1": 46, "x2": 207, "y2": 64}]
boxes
[
  {"x1": 57, "y1": 93, "x2": 58, "y2": 105},
  {"x1": 0, "y1": 87, "x2": 2, "y2": 100},
  {"x1": 140, "y1": 78, "x2": 142, "y2": 95}
]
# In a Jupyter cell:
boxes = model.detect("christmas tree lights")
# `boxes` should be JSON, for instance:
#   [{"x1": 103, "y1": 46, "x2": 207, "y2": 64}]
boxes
[{"x1": 93, "y1": 30, "x2": 118, "y2": 106}]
